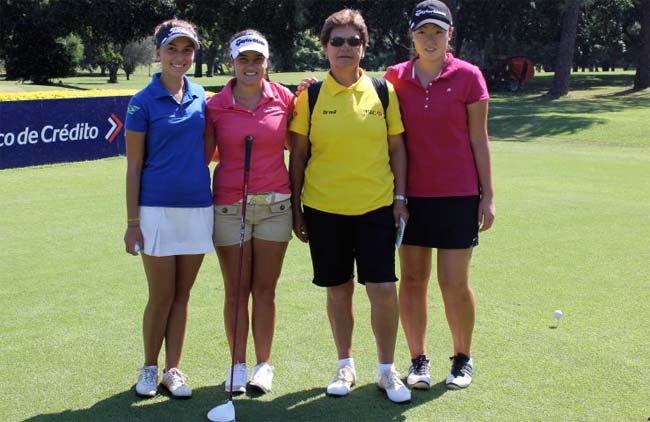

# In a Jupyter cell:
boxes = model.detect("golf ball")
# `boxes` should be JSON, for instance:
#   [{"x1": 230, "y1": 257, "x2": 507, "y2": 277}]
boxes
[
  {"x1": 134, "y1": 242, "x2": 141, "y2": 253},
  {"x1": 554, "y1": 310, "x2": 563, "y2": 319}
]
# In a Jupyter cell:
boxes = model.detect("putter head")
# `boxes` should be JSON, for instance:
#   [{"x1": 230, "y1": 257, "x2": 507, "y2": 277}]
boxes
[{"x1": 207, "y1": 400, "x2": 235, "y2": 422}]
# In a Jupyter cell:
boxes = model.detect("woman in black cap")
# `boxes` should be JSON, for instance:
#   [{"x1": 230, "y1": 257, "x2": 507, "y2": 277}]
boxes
[{"x1": 385, "y1": 0, "x2": 494, "y2": 390}]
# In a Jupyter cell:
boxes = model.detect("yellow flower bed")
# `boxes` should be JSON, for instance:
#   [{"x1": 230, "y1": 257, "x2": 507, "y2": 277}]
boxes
[
  {"x1": 1, "y1": 89, "x2": 215, "y2": 101},
  {"x1": 0, "y1": 89, "x2": 138, "y2": 102}
]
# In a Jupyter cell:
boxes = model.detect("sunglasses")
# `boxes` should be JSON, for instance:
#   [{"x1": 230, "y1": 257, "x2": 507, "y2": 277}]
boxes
[{"x1": 329, "y1": 36, "x2": 363, "y2": 47}]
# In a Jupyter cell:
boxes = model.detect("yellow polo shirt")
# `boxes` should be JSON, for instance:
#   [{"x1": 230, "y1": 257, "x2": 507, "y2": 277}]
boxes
[{"x1": 290, "y1": 70, "x2": 405, "y2": 215}]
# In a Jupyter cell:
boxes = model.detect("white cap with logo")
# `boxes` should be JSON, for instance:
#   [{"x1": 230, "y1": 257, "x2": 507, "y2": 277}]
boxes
[{"x1": 230, "y1": 34, "x2": 269, "y2": 59}]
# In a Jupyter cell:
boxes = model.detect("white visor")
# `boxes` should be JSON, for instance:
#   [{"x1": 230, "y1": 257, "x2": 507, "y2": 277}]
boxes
[{"x1": 230, "y1": 35, "x2": 269, "y2": 59}]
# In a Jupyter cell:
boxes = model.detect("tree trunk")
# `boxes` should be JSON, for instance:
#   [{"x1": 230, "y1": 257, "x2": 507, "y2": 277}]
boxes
[
  {"x1": 634, "y1": 0, "x2": 650, "y2": 90},
  {"x1": 107, "y1": 63, "x2": 119, "y2": 83},
  {"x1": 206, "y1": 45, "x2": 217, "y2": 77},
  {"x1": 194, "y1": 48, "x2": 203, "y2": 78},
  {"x1": 206, "y1": 60, "x2": 214, "y2": 78},
  {"x1": 548, "y1": 0, "x2": 581, "y2": 97}
]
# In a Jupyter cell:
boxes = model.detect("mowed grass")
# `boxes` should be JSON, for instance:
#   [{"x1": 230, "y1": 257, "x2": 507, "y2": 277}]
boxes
[
  {"x1": 1, "y1": 72, "x2": 649, "y2": 421},
  {"x1": 2, "y1": 144, "x2": 649, "y2": 421},
  {"x1": 0, "y1": 66, "x2": 336, "y2": 93},
  {"x1": 489, "y1": 72, "x2": 650, "y2": 146}
]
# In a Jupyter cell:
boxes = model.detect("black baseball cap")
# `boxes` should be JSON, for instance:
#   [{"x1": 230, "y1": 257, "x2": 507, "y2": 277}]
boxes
[{"x1": 409, "y1": 0, "x2": 453, "y2": 31}]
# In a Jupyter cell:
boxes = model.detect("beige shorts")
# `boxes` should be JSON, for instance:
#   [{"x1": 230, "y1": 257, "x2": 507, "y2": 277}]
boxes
[{"x1": 213, "y1": 196, "x2": 292, "y2": 246}]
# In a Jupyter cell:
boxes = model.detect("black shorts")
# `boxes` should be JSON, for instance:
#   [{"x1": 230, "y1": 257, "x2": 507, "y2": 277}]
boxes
[
  {"x1": 402, "y1": 196, "x2": 480, "y2": 249},
  {"x1": 303, "y1": 205, "x2": 397, "y2": 287}
]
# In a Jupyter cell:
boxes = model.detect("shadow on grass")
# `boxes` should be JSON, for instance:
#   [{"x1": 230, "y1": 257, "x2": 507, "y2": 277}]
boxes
[
  {"x1": 520, "y1": 72, "x2": 635, "y2": 92},
  {"x1": 488, "y1": 85, "x2": 650, "y2": 141},
  {"x1": 1, "y1": 80, "x2": 89, "y2": 91},
  {"x1": 489, "y1": 114, "x2": 607, "y2": 141},
  {"x1": 25, "y1": 382, "x2": 446, "y2": 421}
]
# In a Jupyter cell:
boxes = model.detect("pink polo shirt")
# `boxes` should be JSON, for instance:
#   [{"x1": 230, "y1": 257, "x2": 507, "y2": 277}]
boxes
[
  {"x1": 385, "y1": 54, "x2": 489, "y2": 197},
  {"x1": 205, "y1": 79, "x2": 294, "y2": 205}
]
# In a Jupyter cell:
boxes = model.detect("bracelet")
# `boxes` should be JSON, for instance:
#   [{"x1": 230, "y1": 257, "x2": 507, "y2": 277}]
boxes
[
  {"x1": 127, "y1": 218, "x2": 140, "y2": 222},
  {"x1": 394, "y1": 194, "x2": 408, "y2": 204}
]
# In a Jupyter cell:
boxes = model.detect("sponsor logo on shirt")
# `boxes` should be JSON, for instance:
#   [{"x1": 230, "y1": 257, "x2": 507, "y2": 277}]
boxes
[
  {"x1": 362, "y1": 109, "x2": 384, "y2": 118},
  {"x1": 321, "y1": 109, "x2": 337, "y2": 115},
  {"x1": 127, "y1": 105, "x2": 141, "y2": 114}
]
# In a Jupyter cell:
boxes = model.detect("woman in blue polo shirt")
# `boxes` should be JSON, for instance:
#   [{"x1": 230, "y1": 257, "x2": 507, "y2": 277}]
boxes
[{"x1": 123, "y1": 18, "x2": 212, "y2": 399}]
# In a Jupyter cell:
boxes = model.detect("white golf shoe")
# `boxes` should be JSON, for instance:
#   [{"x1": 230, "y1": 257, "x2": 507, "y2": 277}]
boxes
[
  {"x1": 406, "y1": 354, "x2": 431, "y2": 390},
  {"x1": 161, "y1": 367, "x2": 192, "y2": 398},
  {"x1": 249, "y1": 362, "x2": 274, "y2": 393},
  {"x1": 135, "y1": 365, "x2": 158, "y2": 397},
  {"x1": 378, "y1": 368, "x2": 411, "y2": 403},
  {"x1": 326, "y1": 365, "x2": 357, "y2": 396},
  {"x1": 225, "y1": 362, "x2": 247, "y2": 393},
  {"x1": 446, "y1": 354, "x2": 473, "y2": 389}
]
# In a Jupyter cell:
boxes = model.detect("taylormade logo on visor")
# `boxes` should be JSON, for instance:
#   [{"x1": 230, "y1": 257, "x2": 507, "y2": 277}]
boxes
[
  {"x1": 230, "y1": 35, "x2": 269, "y2": 58},
  {"x1": 236, "y1": 37, "x2": 266, "y2": 47},
  {"x1": 415, "y1": 9, "x2": 448, "y2": 18},
  {"x1": 168, "y1": 27, "x2": 189, "y2": 36}
]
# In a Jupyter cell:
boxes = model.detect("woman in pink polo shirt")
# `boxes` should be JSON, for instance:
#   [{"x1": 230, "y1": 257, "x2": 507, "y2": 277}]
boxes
[
  {"x1": 204, "y1": 29, "x2": 294, "y2": 395},
  {"x1": 384, "y1": 0, "x2": 495, "y2": 391}
]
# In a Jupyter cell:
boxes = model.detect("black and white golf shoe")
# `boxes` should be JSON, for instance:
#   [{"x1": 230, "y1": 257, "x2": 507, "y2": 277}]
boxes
[
  {"x1": 406, "y1": 354, "x2": 431, "y2": 390},
  {"x1": 445, "y1": 353, "x2": 473, "y2": 389}
]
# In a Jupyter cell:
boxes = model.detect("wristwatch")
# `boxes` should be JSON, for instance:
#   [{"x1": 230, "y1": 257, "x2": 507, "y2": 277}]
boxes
[{"x1": 394, "y1": 194, "x2": 408, "y2": 204}]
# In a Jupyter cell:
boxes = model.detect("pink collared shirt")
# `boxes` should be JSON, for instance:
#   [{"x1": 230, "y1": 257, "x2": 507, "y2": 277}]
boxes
[
  {"x1": 385, "y1": 54, "x2": 489, "y2": 197},
  {"x1": 205, "y1": 79, "x2": 294, "y2": 205}
]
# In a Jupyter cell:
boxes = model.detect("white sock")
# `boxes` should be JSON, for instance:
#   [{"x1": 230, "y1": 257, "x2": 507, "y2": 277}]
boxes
[
  {"x1": 378, "y1": 363, "x2": 395, "y2": 378},
  {"x1": 338, "y1": 358, "x2": 355, "y2": 370}
]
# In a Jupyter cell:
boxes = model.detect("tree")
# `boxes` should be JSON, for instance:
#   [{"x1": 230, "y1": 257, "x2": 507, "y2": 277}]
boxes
[
  {"x1": 548, "y1": 0, "x2": 583, "y2": 97},
  {"x1": 1, "y1": 1, "x2": 78, "y2": 83},
  {"x1": 634, "y1": 0, "x2": 650, "y2": 88},
  {"x1": 360, "y1": 0, "x2": 412, "y2": 66},
  {"x1": 122, "y1": 38, "x2": 154, "y2": 80},
  {"x1": 53, "y1": 0, "x2": 173, "y2": 83},
  {"x1": 301, "y1": 0, "x2": 413, "y2": 69},
  {"x1": 456, "y1": 0, "x2": 562, "y2": 68},
  {"x1": 575, "y1": 0, "x2": 634, "y2": 72},
  {"x1": 293, "y1": 29, "x2": 324, "y2": 70}
]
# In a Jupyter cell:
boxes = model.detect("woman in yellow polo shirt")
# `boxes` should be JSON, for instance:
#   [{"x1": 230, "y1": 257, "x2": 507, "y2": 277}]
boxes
[{"x1": 289, "y1": 8, "x2": 410, "y2": 404}]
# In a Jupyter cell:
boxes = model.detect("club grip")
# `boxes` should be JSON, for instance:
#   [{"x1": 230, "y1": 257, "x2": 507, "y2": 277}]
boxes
[{"x1": 244, "y1": 135, "x2": 253, "y2": 171}]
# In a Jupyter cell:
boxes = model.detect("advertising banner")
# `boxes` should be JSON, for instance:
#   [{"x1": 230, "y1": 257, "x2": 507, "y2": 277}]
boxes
[{"x1": 0, "y1": 96, "x2": 131, "y2": 169}]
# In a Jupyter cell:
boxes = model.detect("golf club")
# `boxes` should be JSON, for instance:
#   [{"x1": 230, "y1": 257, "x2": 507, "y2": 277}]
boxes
[{"x1": 208, "y1": 135, "x2": 254, "y2": 422}]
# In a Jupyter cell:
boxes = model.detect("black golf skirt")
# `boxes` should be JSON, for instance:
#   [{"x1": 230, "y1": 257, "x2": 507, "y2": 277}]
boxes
[{"x1": 402, "y1": 196, "x2": 480, "y2": 249}]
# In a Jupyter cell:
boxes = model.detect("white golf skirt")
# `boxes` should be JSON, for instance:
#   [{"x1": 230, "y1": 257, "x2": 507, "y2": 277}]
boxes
[{"x1": 139, "y1": 206, "x2": 215, "y2": 256}]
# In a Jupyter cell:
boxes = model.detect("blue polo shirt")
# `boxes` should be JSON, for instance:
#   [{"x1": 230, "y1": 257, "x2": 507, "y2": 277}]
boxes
[{"x1": 125, "y1": 73, "x2": 212, "y2": 207}]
